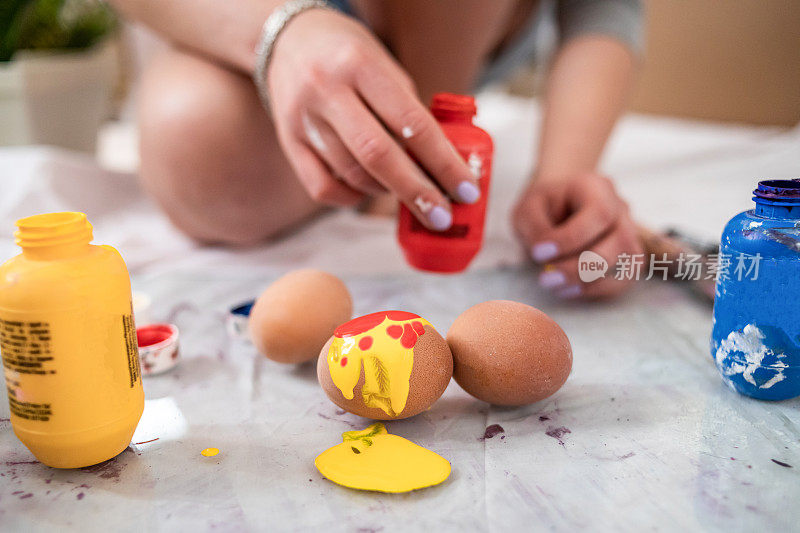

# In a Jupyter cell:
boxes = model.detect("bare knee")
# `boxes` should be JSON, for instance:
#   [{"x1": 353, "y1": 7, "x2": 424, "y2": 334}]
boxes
[{"x1": 138, "y1": 50, "x2": 316, "y2": 245}]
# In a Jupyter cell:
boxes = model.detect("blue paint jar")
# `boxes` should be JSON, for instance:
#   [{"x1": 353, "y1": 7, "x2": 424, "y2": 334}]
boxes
[{"x1": 711, "y1": 179, "x2": 800, "y2": 400}]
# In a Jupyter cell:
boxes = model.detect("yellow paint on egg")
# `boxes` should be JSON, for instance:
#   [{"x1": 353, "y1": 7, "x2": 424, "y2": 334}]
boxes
[
  {"x1": 201, "y1": 447, "x2": 219, "y2": 457},
  {"x1": 327, "y1": 312, "x2": 431, "y2": 417},
  {"x1": 314, "y1": 423, "x2": 450, "y2": 493}
]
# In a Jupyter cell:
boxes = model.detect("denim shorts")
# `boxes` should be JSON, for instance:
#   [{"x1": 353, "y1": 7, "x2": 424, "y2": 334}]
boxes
[
  {"x1": 326, "y1": 0, "x2": 643, "y2": 89},
  {"x1": 326, "y1": 0, "x2": 545, "y2": 88}
]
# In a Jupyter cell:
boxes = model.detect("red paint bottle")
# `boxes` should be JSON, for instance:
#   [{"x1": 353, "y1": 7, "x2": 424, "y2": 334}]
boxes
[{"x1": 398, "y1": 93, "x2": 494, "y2": 273}]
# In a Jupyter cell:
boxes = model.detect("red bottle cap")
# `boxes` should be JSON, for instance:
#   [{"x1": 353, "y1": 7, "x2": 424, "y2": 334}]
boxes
[{"x1": 431, "y1": 93, "x2": 477, "y2": 121}]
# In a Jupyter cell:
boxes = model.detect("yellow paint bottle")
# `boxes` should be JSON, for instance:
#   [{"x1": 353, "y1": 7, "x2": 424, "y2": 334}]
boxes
[{"x1": 0, "y1": 212, "x2": 143, "y2": 468}]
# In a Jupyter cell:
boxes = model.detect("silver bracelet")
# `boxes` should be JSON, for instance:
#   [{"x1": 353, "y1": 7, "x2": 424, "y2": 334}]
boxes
[{"x1": 253, "y1": 0, "x2": 334, "y2": 114}]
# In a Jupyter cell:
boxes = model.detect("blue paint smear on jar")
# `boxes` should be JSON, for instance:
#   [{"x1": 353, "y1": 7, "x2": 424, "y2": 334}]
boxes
[{"x1": 711, "y1": 179, "x2": 800, "y2": 400}]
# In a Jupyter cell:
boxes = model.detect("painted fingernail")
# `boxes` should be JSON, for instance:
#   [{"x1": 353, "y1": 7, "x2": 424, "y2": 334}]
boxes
[
  {"x1": 531, "y1": 242, "x2": 558, "y2": 263},
  {"x1": 428, "y1": 206, "x2": 453, "y2": 231},
  {"x1": 539, "y1": 270, "x2": 567, "y2": 289},
  {"x1": 456, "y1": 181, "x2": 481, "y2": 204},
  {"x1": 557, "y1": 285, "x2": 583, "y2": 299}
]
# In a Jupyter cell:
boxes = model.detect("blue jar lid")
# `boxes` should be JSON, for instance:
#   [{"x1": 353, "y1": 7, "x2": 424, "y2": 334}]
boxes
[{"x1": 753, "y1": 179, "x2": 800, "y2": 205}]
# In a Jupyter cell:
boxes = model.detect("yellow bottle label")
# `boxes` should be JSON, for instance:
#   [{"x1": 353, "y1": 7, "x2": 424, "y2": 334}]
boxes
[
  {"x1": 122, "y1": 311, "x2": 141, "y2": 387},
  {"x1": 1, "y1": 308, "x2": 142, "y2": 429},
  {"x1": 1, "y1": 317, "x2": 56, "y2": 421}
]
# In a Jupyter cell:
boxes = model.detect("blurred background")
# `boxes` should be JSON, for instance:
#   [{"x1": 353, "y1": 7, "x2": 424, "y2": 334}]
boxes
[
  {"x1": 0, "y1": 0, "x2": 798, "y2": 165},
  {"x1": 507, "y1": 0, "x2": 800, "y2": 126}
]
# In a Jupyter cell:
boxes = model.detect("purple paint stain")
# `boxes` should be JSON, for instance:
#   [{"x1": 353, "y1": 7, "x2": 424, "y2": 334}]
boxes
[
  {"x1": 5, "y1": 460, "x2": 39, "y2": 465},
  {"x1": 619, "y1": 452, "x2": 635, "y2": 459},
  {"x1": 772, "y1": 459, "x2": 792, "y2": 468},
  {"x1": 77, "y1": 493, "x2": 85, "y2": 500},
  {"x1": 545, "y1": 426, "x2": 571, "y2": 446},
  {"x1": 538, "y1": 416, "x2": 550, "y2": 422},
  {"x1": 12, "y1": 491, "x2": 23, "y2": 495},
  {"x1": 317, "y1": 412, "x2": 359, "y2": 428},
  {"x1": 19, "y1": 493, "x2": 33, "y2": 499},
  {"x1": 480, "y1": 424, "x2": 505, "y2": 441},
  {"x1": 80, "y1": 457, "x2": 124, "y2": 480}
]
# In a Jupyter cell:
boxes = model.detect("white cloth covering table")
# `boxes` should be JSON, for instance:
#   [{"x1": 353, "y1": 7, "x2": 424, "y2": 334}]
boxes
[{"x1": 1, "y1": 92, "x2": 799, "y2": 532}]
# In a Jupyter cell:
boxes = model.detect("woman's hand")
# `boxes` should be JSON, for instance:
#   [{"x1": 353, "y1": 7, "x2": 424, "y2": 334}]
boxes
[
  {"x1": 513, "y1": 173, "x2": 643, "y2": 299},
  {"x1": 266, "y1": 9, "x2": 480, "y2": 231}
]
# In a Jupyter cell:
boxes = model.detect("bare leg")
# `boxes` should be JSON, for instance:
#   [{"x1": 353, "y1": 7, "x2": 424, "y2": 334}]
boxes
[
  {"x1": 138, "y1": 48, "x2": 319, "y2": 245},
  {"x1": 374, "y1": 0, "x2": 535, "y2": 102}
]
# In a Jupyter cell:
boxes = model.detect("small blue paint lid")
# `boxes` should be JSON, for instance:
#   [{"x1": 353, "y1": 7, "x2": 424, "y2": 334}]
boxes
[
  {"x1": 753, "y1": 179, "x2": 800, "y2": 205},
  {"x1": 227, "y1": 300, "x2": 255, "y2": 340},
  {"x1": 230, "y1": 301, "x2": 254, "y2": 317}
]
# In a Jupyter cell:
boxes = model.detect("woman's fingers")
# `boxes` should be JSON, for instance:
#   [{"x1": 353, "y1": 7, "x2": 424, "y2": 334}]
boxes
[
  {"x1": 529, "y1": 175, "x2": 622, "y2": 263},
  {"x1": 513, "y1": 186, "x2": 554, "y2": 246},
  {"x1": 538, "y1": 214, "x2": 643, "y2": 299},
  {"x1": 321, "y1": 90, "x2": 454, "y2": 231},
  {"x1": 299, "y1": 113, "x2": 386, "y2": 196},
  {"x1": 354, "y1": 65, "x2": 481, "y2": 204},
  {"x1": 281, "y1": 139, "x2": 365, "y2": 207}
]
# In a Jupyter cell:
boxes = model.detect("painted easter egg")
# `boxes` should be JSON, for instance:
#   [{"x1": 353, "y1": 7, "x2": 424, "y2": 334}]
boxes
[
  {"x1": 317, "y1": 311, "x2": 452, "y2": 420},
  {"x1": 249, "y1": 269, "x2": 352, "y2": 364},
  {"x1": 447, "y1": 300, "x2": 572, "y2": 406}
]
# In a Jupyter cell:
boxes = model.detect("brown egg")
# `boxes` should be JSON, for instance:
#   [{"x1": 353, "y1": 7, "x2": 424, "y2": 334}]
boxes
[
  {"x1": 249, "y1": 269, "x2": 352, "y2": 364},
  {"x1": 447, "y1": 300, "x2": 572, "y2": 406},
  {"x1": 317, "y1": 311, "x2": 452, "y2": 420}
]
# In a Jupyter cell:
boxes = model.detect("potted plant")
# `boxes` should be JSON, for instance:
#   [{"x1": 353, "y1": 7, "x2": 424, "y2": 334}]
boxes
[{"x1": 0, "y1": 0, "x2": 118, "y2": 152}]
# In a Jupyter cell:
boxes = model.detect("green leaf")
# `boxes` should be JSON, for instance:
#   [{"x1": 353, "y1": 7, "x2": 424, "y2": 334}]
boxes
[{"x1": 1, "y1": 0, "x2": 117, "y2": 62}]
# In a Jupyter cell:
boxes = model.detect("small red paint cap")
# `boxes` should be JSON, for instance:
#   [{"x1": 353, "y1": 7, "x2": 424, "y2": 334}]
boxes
[
  {"x1": 136, "y1": 323, "x2": 180, "y2": 376},
  {"x1": 136, "y1": 324, "x2": 176, "y2": 347}
]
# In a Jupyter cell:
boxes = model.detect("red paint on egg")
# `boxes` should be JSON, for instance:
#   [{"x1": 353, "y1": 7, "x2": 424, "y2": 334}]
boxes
[
  {"x1": 400, "y1": 323, "x2": 418, "y2": 349},
  {"x1": 385, "y1": 311, "x2": 420, "y2": 322},
  {"x1": 387, "y1": 325, "x2": 403, "y2": 339},
  {"x1": 411, "y1": 321, "x2": 425, "y2": 335},
  {"x1": 334, "y1": 311, "x2": 422, "y2": 338},
  {"x1": 341, "y1": 357, "x2": 348, "y2": 367},
  {"x1": 358, "y1": 336, "x2": 373, "y2": 350}
]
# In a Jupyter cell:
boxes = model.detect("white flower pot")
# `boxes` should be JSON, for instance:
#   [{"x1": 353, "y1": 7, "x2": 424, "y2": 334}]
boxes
[{"x1": 0, "y1": 39, "x2": 118, "y2": 152}]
